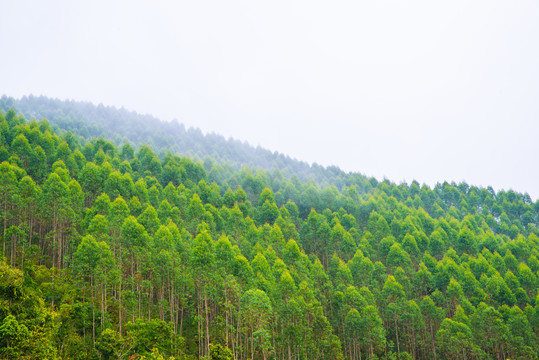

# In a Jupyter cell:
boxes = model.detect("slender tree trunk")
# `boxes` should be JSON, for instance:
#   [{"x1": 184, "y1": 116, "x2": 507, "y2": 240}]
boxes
[
  {"x1": 170, "y1": 280, "x2": 175, "y2": 332},
  {"x1": 91, "y1": 275, "x2": 96, "y2": 345},
  {"x1": 83, "y1": 286, "x2": 87, "y2": 343},
  {"x1": 10, "y1": 232, "x2": 15, "y2": 266},
  {"x1": 179, "y1": 303, "x2": 184, "y2": 338},
  {"x1": 430, "y1": 321, "x2": 437, "y2": 360},
  {"x1": 288, "y1": 342, "x2": 291, "y2": 360},
  {"x1": 236, "y1": 304, "x2": 241, "y2": 360},
  {"x1": 58, "y1": 223, "x2": 62, "y2": 269},
  {"x1": 271, "y1": 317, "x2": 276, "y2": 360},
  {"x1": 118, "y1": 245, "x2": 123, "y2": 334},
  {"x1": 119, "y1": 278, "x2": 123, "y2": 334},
  {"x1": 197, "y1": 286, "x2": 202, "y2": 359},
  {"x1": 52, "y1": 205, "x2": 57, "y2": 269},
  {"x1": 21, "y1": 233, "x2": 25, "y2": 269},
  {"x1": 3, "y1": 198, "x2": 7, "y2": 255},
  {"x1": 160, "y1": 282, "x2": 164, "y2": 321},
  {"x1": 395, "y1": 318, "x2": 400, "y2": 357},
  {"x1": 205, "y1": 292, "x2": 210, "y2": 356},
  {"x1": 101, "y1": 281, "x2": 105, "y2": 329},
  {"x1": 251, "y1": 328, "x2": 255, "y2": 360}
]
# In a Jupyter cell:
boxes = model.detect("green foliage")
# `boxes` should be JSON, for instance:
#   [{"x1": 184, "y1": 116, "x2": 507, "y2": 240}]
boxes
[
  {"x1": 95, "y1": 328, "x2": 122, "y2": 360},
  {"x1": 0, "y1": 106, "x2": 538, "y2": 359},
  {"x1": 210, "y1": 343, "x2": 234, "y2": 360},
  {"x1": 126, "y1": 318, "x2": 179, "y2": 357},
  {"x1": 0, "y1": 260, "x2": 58, "y2": 359}
]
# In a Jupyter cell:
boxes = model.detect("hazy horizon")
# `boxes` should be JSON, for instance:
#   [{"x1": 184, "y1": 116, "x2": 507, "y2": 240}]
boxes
[{"x1": 2, "y1": 1, "x2": 538, "y2": 199}]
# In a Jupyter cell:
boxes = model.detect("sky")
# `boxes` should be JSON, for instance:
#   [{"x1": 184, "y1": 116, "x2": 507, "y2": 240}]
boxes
[{"x1": 2, "y1": 1, "x2": 539, "y2": 199}]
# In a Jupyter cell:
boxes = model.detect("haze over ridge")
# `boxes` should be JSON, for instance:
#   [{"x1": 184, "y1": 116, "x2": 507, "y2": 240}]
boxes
[{"x1": 1, "y1": 1, "x2": 538, "y2": 198}]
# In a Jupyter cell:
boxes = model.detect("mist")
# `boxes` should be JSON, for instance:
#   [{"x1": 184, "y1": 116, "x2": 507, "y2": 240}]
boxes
[{"x1": 1, "y1": 0, "x2": 538, "y2": 198}]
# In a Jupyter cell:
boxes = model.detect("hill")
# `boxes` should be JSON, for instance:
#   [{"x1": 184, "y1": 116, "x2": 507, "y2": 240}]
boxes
[
  {"x1": 0, "y1": 106, "x2": 538, "y2": 360},
  {"x1": 0, "y1": 95, "x2": 350, "y2": 188}
]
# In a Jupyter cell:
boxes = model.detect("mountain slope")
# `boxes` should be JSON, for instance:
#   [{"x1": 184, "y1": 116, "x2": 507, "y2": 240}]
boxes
[
  {"x1": 0, "y1": 105, "x2": 538, "y2": 360},
  {"x1": 0, "y1": 95, "x2": 351, "y2": 187}
]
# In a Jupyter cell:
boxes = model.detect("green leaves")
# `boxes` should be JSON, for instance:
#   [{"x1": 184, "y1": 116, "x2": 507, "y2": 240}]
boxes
[
  {"x1": 126, "y1": 318, "x2": 178, "y2": 356},
  {"x1": 0, "y1": 315, "x2": 29, "y2": 358},
  {"x1": 191, "y1": 228, "x2": 214, "y2": 268},
  {"x1": 1, "y1": 104, "x2": 539, "y2": 360},
  {"x1": 121, "y1": 216, "x2": 148, "y2": 249},
  {"x1": 72, "y1": 235, "x2": 114, "y2": 281},
  {"x1": 436, "y1": 318, "x2": 483, "y2": 360},
  {"x1": 209, "y1": 343, "x2": 234, "y2": 360},
  {"x1": 241, "y1": 288, "x2": 272, "y2": 330}
]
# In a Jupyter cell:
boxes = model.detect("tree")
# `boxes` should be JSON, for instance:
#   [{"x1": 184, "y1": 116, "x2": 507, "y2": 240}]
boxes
[
  {"x1": 96, "y1": 328, "x2": 123, "y2": 360},
  {"x1": 257, "y1": 200, "x2": 279, "y2": 226},
  {"x1": 240, "y1": 289, "x2": 273, "y2": 360},
  {"x1": 361, "y1": 305, "x2": 386, "y2": 358},
  {"x1": 210, "y1": 343, "x2": 234, "y2": 360},
  {"x1": 0, "y1": 259, "x2": 58, "y2": 359},
  {"x1": 41, "y1": 172, "x2": 69, "y2": 269},
  {"x1": 344, "y1": 308, "x2": 361, "y2": 359},
  {"x1": 191, "y1": 227, "x2": 215, "y2": 358},
  {"x1": 0, "y1": 315, "x2": 30, "y2": 359},
  {"x1": 420, "y1": 295, "x2": 444, "y2": 360},
  {"x1": 387, "y1": 243, "x2": 413, "y2": 273},
  {"x1": 126, "y1": 318, "x2": 178, "y2": 357},
  {"x1": 79, "y1": 162, "x2": 103, "y2": 205},
  {"x1": 470, "y1": 302, "x2": 509, "y2": 359},
  {"x1": 506, "y1": 305, "x2": 537, "y2": 359},
  {"x1": 382, "y1": 275, "x2": 406, "y2": 357},
  {"x1": 73, "y1": 235, "x2": 114, "y2": 344},
  {"x1": 138, "y1": 205, "x2": 160, "y2": 235},
  {"x1": 456, "y1": 226, "x2": 477, "y2": 255},
  {"x1": 0, "y1": 162, "x2": 18, "y2": 256},
  {"x1": 402, "y1": 233, "x2": 420, "y2": 261},
  {"x1": 436, "y1": 318, "x2": 483, "y2": 360}
]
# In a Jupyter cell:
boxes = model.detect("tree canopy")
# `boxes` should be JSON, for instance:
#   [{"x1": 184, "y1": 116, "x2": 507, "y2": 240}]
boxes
[{"x1": 0, "y1": 106, "x2": 538, "y2": 359}]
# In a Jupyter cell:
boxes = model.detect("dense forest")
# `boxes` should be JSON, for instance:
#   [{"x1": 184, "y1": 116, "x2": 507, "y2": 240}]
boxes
[
  {"x1": 0, "y1": 95, "x2": 346, "y2": 187},
  {"x1": 0, "y1": 106, "x2": 538, "y2": 360}
]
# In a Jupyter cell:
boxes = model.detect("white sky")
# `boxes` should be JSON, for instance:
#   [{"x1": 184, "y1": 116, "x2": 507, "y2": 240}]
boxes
[{"x1": 2, "y1": 1, "x2": 539, "y2": 199}]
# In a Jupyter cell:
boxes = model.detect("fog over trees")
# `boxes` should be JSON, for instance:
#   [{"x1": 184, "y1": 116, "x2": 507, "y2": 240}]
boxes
[{"x1": 0, "y1": 104, "x2": 538, "y2": 359}]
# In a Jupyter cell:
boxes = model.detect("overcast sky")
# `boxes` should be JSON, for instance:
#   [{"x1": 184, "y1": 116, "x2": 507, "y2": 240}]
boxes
[{"x1": 2, "y1": 1, "x2": 539, "y2": 198}]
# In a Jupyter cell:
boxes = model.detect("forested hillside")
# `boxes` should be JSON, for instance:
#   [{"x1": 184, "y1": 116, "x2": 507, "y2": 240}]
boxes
[
  {"x1": 0, "y1": 107, "x2": 538, "y2": 360},
  {"x1": 0, "y1": 95, "x2": 347, "y2": 187}
]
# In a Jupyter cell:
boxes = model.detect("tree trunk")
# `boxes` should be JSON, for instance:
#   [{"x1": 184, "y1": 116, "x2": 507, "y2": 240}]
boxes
[
  {"x1": 430, "y1": 321, "x2": 437, "y2": 360},
  {"x1": 205, "y1": 291, "x2": 210, "y2": 357},
  {"x1": 3, "y1": 198, "x2": 7, "y2": 255},
  {"x1": 395, "y1": 318, "x2": 400, "y2": 357},
  {"x1": 91, "y1": 274, "x2": 96, "y2": 345}
]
